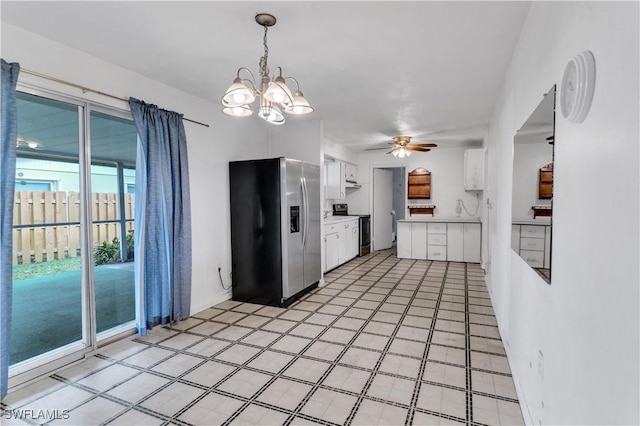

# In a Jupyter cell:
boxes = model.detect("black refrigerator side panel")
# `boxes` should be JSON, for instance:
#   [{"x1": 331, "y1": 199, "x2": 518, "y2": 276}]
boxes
[{"x1": 229, "y1": 159, "x2": 282, "y2": 305}]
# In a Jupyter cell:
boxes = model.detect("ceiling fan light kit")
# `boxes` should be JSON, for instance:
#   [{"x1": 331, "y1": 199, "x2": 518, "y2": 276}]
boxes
[
  {"x1": 221, "y1": 13, "x2": 313, "y2": 125},
  {"x1": 386, "y1": 136, "x2": 437, "y2": 157}
]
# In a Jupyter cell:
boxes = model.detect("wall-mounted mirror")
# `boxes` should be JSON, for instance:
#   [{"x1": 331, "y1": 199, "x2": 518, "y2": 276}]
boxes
[{"x1": 511, "y1": 86, "x2": 555, "y2": 283}]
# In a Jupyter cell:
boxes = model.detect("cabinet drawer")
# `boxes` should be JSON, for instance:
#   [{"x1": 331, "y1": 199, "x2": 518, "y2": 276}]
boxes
[
  {"x1": 325, "y1": 224, "x2": 339, "y2": 234},
  {"x1": 521, "y1": 225, "x2": 545, "y2": 239},
  {"x1": 520, "y1": 250, "x2": 544, "y2": 267},
  {"x1": 427, "y1": 233, "x2": 447, "y2": 246},
  {"x1": 428, "y1": 245, "x2": 447, "y2": 261},
  {"x1": 520, "y1": 237, "x2": 544, "y2": 251},
  {"x1": 428, "y1": 223, "x2": 447, "y2": 234}
]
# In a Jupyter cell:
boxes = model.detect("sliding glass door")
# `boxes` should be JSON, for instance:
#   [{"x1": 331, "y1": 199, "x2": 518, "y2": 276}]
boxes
[
  {"x1": 9, "y1": 88, "x2": 137, "y2": 385},
  {"x1": 89, "y1": 110, "x2": 137, "y2": 337},
  {"x1": 11, "y1": 92, "x2": 87, "y2": 367}
]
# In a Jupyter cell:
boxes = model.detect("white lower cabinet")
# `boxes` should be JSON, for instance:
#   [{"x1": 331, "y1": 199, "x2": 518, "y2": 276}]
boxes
[
  {"x1": 397, "y1": 222, "x2": 427, "y2": 259},
  {"x1": 323, "y1": 218, "x2": 360, "y2": 272},
  {"x1": 544, "y1": 226, "x2": 551, "y2": 268},
  {"x1": 463, "y1": 223, "x2": 481, "y2": 263},
  {"x1": 427, "y1": 223, "x2": 447, "y2": 261},
  {"x1": 351, "y1": 223, "x2": 360, "y2": 258},
  {"x1": 397, "y1": 222, "x2": 412, "y2": 258},
  {"x1": 447, "y1": 223, "x2": 464, "y2": 262},
  {"x1": 324, "y1": 231, "x2": 340, "y2": 272},
  {"x1": 411, "y1": 223, "x2": 428, "y2": 260},
  {"x1": 397, "y1": 221, "x2": 482, "y2": 263},
  {"x1": 512, "y1": 224, "x2": 550, "y2": 268},
  {"x1": 337, "y1": 223, "x2": 348, "y2": 266},
  {"x1": 342, "y1": 219, "x2": 359, "y2": 261}
]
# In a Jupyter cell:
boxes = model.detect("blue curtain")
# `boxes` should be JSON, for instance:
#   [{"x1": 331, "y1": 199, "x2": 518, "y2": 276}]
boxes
[
  {"x1": 1, "y1": 59, "x2": 20, "y2": 399},
  {"x1": 128, "y1": 97, "x2": 192, "y2": 335}
]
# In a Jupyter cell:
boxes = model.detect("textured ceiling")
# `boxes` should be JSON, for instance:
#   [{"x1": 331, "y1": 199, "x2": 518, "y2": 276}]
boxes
[{"x1": 2, "y1": 1, "x2": 531, "y2": 152}]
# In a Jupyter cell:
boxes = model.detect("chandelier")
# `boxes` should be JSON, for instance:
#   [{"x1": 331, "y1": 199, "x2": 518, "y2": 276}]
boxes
[{"x1": 221, "y1": 13, "x2": 313, "y2": 125}]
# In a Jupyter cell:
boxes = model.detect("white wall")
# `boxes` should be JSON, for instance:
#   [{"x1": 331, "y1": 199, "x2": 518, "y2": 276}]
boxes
[
  {"x1": 484, "y1": 2, "x2": 639, "y2": 425},
  {"x1": 350, "y1": 147, "x2": 483, "y2": 219},
  {"x1": 2, "y1": 23, "x2": 271, "y2": 315},
  {"x1": 323, "y1": 138, "x2": 358, "y2": 165},
  {"x1": 268, "y1": 120, "x2": 322, "y2": 165},
  {"x1": 512, "y1": 141, "x2": 553, "y2": 219}
]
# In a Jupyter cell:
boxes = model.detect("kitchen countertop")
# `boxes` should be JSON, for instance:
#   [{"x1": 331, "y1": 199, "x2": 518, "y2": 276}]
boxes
[
  {"x1": 512, "y1": 217, "x2": 551, "y2": 225},
  {"x1": 324, "y1": 215, "x2": 360, "y2": 224},
  {"x1": 397, "y1": 217, "x2": 482, "y2": 224}
]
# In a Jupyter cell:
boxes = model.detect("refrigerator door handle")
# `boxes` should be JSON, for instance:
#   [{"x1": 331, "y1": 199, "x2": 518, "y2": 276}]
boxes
[{"x1": 301, "y1": 177, "x2": 309, "y2": 248}]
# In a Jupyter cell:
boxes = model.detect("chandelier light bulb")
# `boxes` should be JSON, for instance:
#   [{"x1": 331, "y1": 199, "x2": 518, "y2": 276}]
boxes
[
  {"x1": 272, "y1": 92, "x2": 285, "y2": 103},
  {"x1": 233, "y1": 92, "x2": 247, "y2": 104},
  {"x1": 285, "y1": 90, "x2": 314, "y2": 115},
  {"x1": 232, "y1": 107, "x2": 245, "y2": 116}
]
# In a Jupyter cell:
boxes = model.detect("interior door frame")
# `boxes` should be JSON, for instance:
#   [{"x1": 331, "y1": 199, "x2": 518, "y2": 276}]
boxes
[{"x1": 369, "y1": 164, "x2": 406, "y2": 252}]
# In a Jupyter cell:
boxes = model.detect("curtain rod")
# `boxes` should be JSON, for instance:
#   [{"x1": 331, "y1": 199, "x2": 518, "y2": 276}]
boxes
[{"x1": 20, "y1": 68, "x2": 210, "y2": 128}]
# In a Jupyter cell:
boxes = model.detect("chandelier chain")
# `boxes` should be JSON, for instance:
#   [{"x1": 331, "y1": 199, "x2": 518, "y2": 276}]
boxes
[{"x1": 259, "y1": 24, "x2": 270, "y2": 78}]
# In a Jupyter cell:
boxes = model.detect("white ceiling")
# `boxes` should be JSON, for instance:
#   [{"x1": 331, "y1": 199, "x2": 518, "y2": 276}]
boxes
[{"x1": 2, "y1": 1, "x2": 531, "y2": 152}]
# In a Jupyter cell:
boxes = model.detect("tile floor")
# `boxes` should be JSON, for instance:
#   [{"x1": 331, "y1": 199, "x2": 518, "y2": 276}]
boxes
[{"x1": 1, "y1": 249, "x2": 524, "y2": 425}]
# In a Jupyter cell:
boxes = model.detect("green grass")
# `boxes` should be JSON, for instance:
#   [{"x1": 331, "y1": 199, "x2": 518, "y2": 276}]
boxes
[{"x1": 12, "y1": 257, "x2": 82, "y2": 281}]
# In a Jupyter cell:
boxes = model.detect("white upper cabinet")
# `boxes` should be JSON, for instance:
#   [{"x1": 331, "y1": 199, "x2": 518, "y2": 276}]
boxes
[
  {"x1": 344, "y1": 163, "x2": 358, "y2": 183},
  {"x1": 464, "y1": 148, "x2": 485, "y2": 191},
  {"x1": 326, "y1": 161, "x2": 346, "y2": 199},
  {"x1": 326, "y1": 160, "x2": 359, "y2": 199}
]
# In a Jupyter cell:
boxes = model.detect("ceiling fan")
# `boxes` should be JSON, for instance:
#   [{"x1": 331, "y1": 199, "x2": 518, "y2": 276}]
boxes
[{"x1": 366, "y1": 136, "x2": 437, "y2": 157}]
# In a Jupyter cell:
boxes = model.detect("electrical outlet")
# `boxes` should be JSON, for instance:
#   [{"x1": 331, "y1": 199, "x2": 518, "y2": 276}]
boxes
[{"x1": 537, "y1": 350, "x2": 544, "y2": 379}]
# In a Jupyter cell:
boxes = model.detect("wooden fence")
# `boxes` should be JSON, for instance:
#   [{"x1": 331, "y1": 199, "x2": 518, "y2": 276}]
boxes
[{"x1": 12, "y1": 191, "x2": 134, "y2": 265}]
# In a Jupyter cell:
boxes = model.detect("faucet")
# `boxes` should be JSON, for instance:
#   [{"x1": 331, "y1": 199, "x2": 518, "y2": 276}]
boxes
[{"x1": 323, "y1": 210, "x2": 331, "y2": 219}]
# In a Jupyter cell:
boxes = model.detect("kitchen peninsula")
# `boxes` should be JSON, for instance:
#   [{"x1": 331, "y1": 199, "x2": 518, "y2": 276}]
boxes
[{"x1": 397, "y1": 217, "x2": 481, "y2": 262}]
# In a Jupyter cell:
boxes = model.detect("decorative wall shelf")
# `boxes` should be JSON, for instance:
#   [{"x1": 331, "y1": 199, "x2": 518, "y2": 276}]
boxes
[
  {"x1": 531, "y1": 205, "x2": 552, "y2": 218},
  {"x1": 409, "y1": 204, "x2": 436, "y2": 216},
  {"x1": 539, "y1": 163, "x2": 553, "y2": 199},
  {"x1": 408, "y1": 168, "x2": 431, "y2": 199}
]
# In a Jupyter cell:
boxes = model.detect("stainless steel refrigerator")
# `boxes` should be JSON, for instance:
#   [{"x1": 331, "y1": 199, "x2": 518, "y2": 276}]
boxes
[{"x1": 229, "y1": 157, "x2": 321, "y2": 306}]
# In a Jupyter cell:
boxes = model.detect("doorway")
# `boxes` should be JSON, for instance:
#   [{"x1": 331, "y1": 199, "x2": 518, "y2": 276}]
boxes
[
  {"x1": 372, "y1": 166, "x2": 405, "y2": 251},
  {"x1": 9, "y1": 88, "x2": 137, "y2": 387}
]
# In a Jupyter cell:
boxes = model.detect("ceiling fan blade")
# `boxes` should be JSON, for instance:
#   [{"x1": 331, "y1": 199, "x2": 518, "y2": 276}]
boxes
[
  {"x1": 364, "y1": 147, "x2": 391, "y2": 151},
  {"x1": 408, "y1": 146, "x2": 431, "y2": 152},
  {"x1": 411, "y1": 143, "x2": 438, "y2": 148}
]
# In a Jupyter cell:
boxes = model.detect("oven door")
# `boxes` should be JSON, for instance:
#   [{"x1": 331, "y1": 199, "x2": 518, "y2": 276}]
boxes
[{"x1": 359, "y1": 216, "x2": 371, "y2": 255}]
